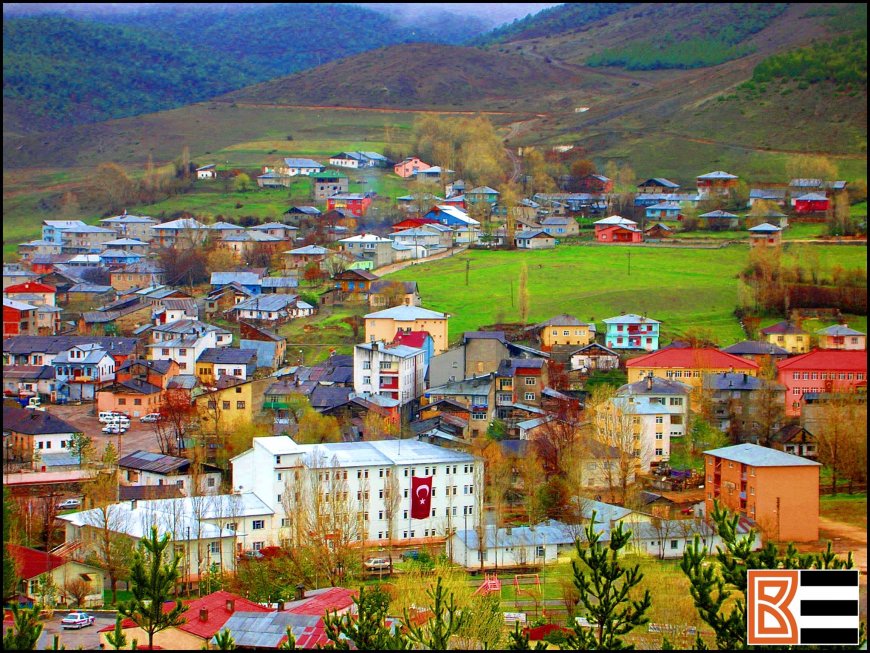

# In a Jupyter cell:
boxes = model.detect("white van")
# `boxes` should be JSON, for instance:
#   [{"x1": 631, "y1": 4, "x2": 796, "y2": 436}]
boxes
[{"x1": 98, "y1": 411, "x2": 117, "y2": 423}]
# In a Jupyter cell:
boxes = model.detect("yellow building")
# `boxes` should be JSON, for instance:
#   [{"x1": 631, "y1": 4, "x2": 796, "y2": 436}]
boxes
[
  {"x1": 364, "y1": 305, "x2": 449, "y2": 354},
  {"x1": 626, "y1": 348, "x2": 759, "y2": 391},
  {"x1": 531, "y1": 314, "x2": 594, "y2": 348},
  {"x1": 195, "y1": 377, "x2": 271, "y2": 434},
  {"x1": 760, "y1": 321, "x2": 810, "y2": 354}
]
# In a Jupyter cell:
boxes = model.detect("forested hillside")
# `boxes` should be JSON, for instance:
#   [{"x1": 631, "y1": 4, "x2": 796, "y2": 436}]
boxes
[
  {"x1": 2, "y1": 4, "x2": 460, "y2": 132},
  {"x1": 476, "y1": 3, "x2": 634, "y2": 44}
]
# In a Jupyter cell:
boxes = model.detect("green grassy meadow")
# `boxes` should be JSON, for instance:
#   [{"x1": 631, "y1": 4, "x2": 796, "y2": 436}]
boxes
[
  {"x1": 819, "y1": 493, "x2": 867, "y2": 529},
  {"x1": 384, "y1": 244, "x2": 868, "y2": 347}
]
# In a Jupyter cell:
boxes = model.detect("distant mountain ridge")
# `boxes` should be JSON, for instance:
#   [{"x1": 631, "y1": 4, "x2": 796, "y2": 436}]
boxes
[{"x1": 2, "y1": 3, "x2": 484, "y2": 133}]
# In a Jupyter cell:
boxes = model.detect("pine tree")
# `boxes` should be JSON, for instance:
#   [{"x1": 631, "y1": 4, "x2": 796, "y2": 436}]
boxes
[
  {"x1": 3, "y1": 604, "x2": 43, "y2": 650},
  {"x1": 681, "y1": 500, "x2": 867, "y2": 650},
  {"x1": 506, "y1": 623, "x2": 549, "y2": 650},
  {"x1": 105, "y1": 614, "x2": 128, "y2": 650},
  {"x1": 214, "y1": 628, "x2": 236, "y2": 650},
  {"x1": 404, "y1": 577, "x2": 467, "y2": 650},
  {"x1": 3, "y1": 488, "x2": 18, "y2": 603},
  {"x1": 565, "y1": 514, "x2": 652, "y2": 650},
  {"x1": 322, "y1": 585, "x2": 409, "y2": 650},
  {"x1": 118, "y1": 526, "x2": 185, "y2": 649}
]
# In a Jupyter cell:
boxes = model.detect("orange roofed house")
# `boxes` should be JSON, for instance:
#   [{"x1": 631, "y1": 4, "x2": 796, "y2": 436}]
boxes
[
  {"x1": 776, "y1": 349, "x2": 867, "y2": 417},
  {"x1": 627, "y1": 348, "x2": 759, "y2": 406},
  {"x1": 704, "y1": 443, "x2": 820, "y2": 542}
]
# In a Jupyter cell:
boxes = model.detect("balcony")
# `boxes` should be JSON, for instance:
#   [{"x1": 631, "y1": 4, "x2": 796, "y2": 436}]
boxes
[
  {"x1": 379, "y1": 368, "x2": 398, "y2": 375},
  {"x1": 379, "y1": 378, "x2": 398, "y2": 390},
  {"x1": 264, "y1": 400, "x2": 289, "y2": 410}
]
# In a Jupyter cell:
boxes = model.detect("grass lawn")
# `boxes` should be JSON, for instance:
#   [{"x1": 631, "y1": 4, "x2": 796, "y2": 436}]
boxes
[
  {"x1": 277, "y1": 302, "x2": 370, "y2": 364},
  {"x1": 820, "y1": 493, "x2": 867, "y2": 529},
  {"x1": 102, "y1": 589, "x2": 133, "y2": 606},
  {"x1": 384, "y1": 244, "x2": 867, "y2": 348}
]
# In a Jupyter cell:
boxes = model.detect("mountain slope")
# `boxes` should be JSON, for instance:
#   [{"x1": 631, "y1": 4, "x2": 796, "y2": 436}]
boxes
[{"x1": 220, "y1": 43, "x2": 592, "y2": 112}]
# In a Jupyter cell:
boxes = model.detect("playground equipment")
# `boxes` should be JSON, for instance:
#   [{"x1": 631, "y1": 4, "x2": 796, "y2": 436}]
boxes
[
  {"x1": 513, "y1": 574, "x2": 542, "y2": 609},
  {"x1": 473, "y1": 573, "x2": 501, "y2": 596}
]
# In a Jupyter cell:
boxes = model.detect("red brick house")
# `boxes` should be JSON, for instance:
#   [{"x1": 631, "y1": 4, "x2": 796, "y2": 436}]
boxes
[
  {"x1": 792, "y1": 192, "x2": 830, "y2": 214},
  {"x1": 776, "y1": 349, "x2": 867, "y2": 416},
  {"x1": 326, "y1": 193, "x2": 373, "y2": 217},
  {"x1": 574, "y1": 174, "x2": 613, "y2": 193},
  {"x1": 3, "y1": 298, "x2": 38, "y2": 337}
]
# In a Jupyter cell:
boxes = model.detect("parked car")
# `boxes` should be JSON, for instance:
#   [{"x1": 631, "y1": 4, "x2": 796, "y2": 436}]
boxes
[
  {"x1": 364, "y1": 557, "x2": 391, "y2": 571},
  {"x1": 99, "y1": 411, "x2": 128, "y2": 423},
  {"x1": 61, "y1": 612, "x2": 95, "y2": 629},
  {"x1": 56, "y1": 498, "x2": 82, "y2": 510},
  {"x1": 101, "y1": 424, "x2": 126, "y2": 434},
  {"x1": 239, "y1": 550, "x2": 264, "y2": 560},
  {"x1": 140, "y1": 413, "x2": 162, "y2": 423}
]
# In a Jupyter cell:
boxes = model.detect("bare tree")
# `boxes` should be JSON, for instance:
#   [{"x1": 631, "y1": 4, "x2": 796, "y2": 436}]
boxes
[
  {"x1": 814, "y1": 395, "x2": 868, "y2": 494},
  {"x1": 586, "y1": 386, "x2": 641, "y2": 505},
  {"x1": 63, "y1": 577, "x2": 90, "y2": 608}
]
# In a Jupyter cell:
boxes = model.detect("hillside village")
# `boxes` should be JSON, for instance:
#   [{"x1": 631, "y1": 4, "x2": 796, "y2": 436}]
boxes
[{"x1": 2, "y1": 135, "x2": 867, "y2": 648}]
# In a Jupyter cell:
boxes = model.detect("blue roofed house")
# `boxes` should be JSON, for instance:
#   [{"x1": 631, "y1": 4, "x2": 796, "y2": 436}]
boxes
[
  {"x1": 239, "y1": 321, "x2": 286, "y2": 370},
  {"x1": 210, "y1": 271, "x2": 266, "y2": 295},
  {"x1": 465, "y1": 186, "x2": 500, "y2": 208},
  {"x1": 514, "y1": 229, "x2": 555, "y2": 249},
  {"x1": 41, "y1": 220, "x2": 88, "y2": 245},
  {"x1": 99, "y1": 249, "x2": 144, "y2": 266},
  {"x1": 645, "y1": 201, "x2": 682, "y2": 223},
  {"x1": 699, "y1": 210, "x2": 740, "y2": 230},
  {"x1": 265, "y1": 158, "x2": 324, "y2": 177},
  {"x1": 99, "y1": 213, "x2": 158, "y2": 242}
]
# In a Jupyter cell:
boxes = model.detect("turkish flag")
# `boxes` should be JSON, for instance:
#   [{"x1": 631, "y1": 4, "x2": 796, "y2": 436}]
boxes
[{"x1": 410, "y1": 475, "x2": 432, "y2": 520}]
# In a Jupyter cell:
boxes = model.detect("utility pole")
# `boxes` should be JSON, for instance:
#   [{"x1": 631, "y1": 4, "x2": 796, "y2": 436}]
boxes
[
  {"x1": 627, "y1": 251, "x2": 631, "y2": 276},
  {"x1": 465, "y1": 259, "x2": 470, "y2": 286}
]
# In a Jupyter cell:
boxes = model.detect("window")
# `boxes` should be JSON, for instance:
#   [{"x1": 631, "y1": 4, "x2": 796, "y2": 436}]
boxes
[
  {"x1": 363, "y1": 376, "x2": 371, "y2": 385},
  {"x1": 670, "y1": 540, "x2": 679, "y2": 550},
  {"x1": 252, "y1": 541, "x2": 264, "y2": 551},
  {"x1": 670, "y1": 415, "x2": 683, "y2": 425},
  {"x1": 563, "y1": 330, "x2": 570, "y2": 336},
  {"x1": 208, "y1": 400, "x2": 217, "y2": 409},
  {"x1": 403, "y1": 510, "x2": 408, "y2": 520},
  {"x1": 252, "y1": 520, "x2": 264, "y2": 530},
  {"x1": 793, "y1": 372, "x2": 800, "y2": 380},
  {"x1": 524, "y1": 393, "x2": 535, "y2": 401},
  {"x1": 134, "y1": 398, "x2": 142, "y2": 406},
  {"x1": 655, "y1": 416, "x2": 663, "y2": 424},
  {"x1": 655, "y1": 432, "x2": 663, "y2": 440},
  {"x1": 222, "y1": 401, "x2": 230, "y2": 410},
  {"x1": 237, "y1": 401, "x2": 245, "y2": 409},
  {"x1": 669, "y1": 397, "x2": 683, "y2": 406},
  {"x1": 207, "y1": 477, "x2": 215, "y2": 488},
  {"x1": 655, "y1": 448, "x2": 663, "y2": 456},
  {"x1": 210, "y1": 541, "x2": 220, "y2": 555},
  {"x1": 118, "y1": 398, "x2": 126, "y2": 406},
  {"x1": 525, "y1": 377, "x2": 536, "y2": 385},
  {"x1": 472, "y1": 412, "x2": 487, "y2": 420}
]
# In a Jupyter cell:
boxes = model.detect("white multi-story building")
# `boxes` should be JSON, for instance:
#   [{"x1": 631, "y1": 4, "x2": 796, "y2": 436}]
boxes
[
  {"x1": 147, "y1": 319, "x2": 232, "y2": 374},
  {"x1": 613, "y1": 375, "x2": 691, "y2": 471},
  {"x1": 353, "y1": 341, "x2": 425, "y2": 406},
  {"x1": 231, "y1": 436, "x2": 482, "y2": 547}
]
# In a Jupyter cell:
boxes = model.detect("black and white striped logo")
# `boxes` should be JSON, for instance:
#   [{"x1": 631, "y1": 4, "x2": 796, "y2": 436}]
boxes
[{"x1": 748, "y1": 569, "x2": 859, "y2": 646}]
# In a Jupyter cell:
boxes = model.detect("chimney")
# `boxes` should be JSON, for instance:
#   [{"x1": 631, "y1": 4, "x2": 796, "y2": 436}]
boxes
[
  {"x1": 226, "y1": 599, "x2": 235, "y2": 613},
  {"x1": 743, "y1": 373, "x2": 748, "y2": 383},
  {"x1": 646, "y1": 373, "x2": 653, "y2": 391},
  {"x1": 373, "y1": 341, "x2": 379, "y2": 351},
  {"x1": 277, "y1": 601, "x2": 285, "y2": 612},
  {"x1": 130, "y1": 499, "x2": 137, "y2": 510},
  {"x1": 295, "y1": 584, "x2": 305, "y2": 601},
  {"x1": 199, "y1": 608, "x2": 208, "y2": 623}
]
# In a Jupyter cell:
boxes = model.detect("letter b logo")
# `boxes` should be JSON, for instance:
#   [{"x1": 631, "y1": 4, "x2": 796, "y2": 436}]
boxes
[{"x1": 748, "y1": 570, "x2": 798, "y2": 645}]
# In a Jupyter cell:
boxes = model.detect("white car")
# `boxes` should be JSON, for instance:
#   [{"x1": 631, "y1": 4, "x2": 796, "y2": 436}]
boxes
[
  {"x1": 364, "y1": 557, "x2": 392, "y2": 571},
  {"x1": 140, "y1": 413, "x2": 162, "y2": 423},
  {"x1": 61, "y1": 612, "x2": 95, "y2": 629},
  {"x1": 56, "y1": 498, "x2": 82, "y2": 510},
  {"x1": 102, "y1": 424, "x2": 127, "y2": 434}
]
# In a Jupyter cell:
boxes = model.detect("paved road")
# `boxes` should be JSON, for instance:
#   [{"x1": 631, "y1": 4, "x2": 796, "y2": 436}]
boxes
[{"x1": 37, "y1": 612, "x2": 114, "y2": 650}]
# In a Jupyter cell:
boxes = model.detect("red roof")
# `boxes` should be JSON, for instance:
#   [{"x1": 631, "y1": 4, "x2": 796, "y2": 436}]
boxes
[
  {"x1": 97, "y1": 602, "x2": 181, "y2": 632},
  {"x1": 288, "y1": 588, "x2": 356, "y2": 616},
  {"x1": 626, "y1": 347, "x2": 759, "y2": 370},
  {"x1": 4, "y1": 281, "x2": 56, "y2": 294},
  {"x1": 392, "y1": 330, "x2": 431, "y2": 349},
  {"x1": 6, "y1": 544, "x2": 67, "y2": 580},
  {"x1": 176, "y1": 591, "x2": 269, "y2": 639},
  {"x1": 776, "y1": 349, "x2": 868, "y2": 372}
]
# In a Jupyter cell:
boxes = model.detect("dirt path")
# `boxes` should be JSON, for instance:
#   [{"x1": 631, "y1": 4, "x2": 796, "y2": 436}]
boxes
[
  {"x1": 817, "y1": 516, "x2": 868, "y2": 575},
  {"x1": 225, "y1": 101, "x2": 528, "y2": 117}
]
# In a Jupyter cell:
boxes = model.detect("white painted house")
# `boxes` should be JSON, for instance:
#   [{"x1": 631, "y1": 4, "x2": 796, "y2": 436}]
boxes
[{"x1": 353, "y1": 341, "x2": 426, "y2": 406}]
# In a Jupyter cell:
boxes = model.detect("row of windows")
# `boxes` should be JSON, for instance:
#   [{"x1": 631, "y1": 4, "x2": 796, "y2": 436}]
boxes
[
  {"x1": 207, "y1": 400, "x2": 246, "y2": 410},
  {"x1": 791, "y1": 371, "x2": 863, "y2": 381}
]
